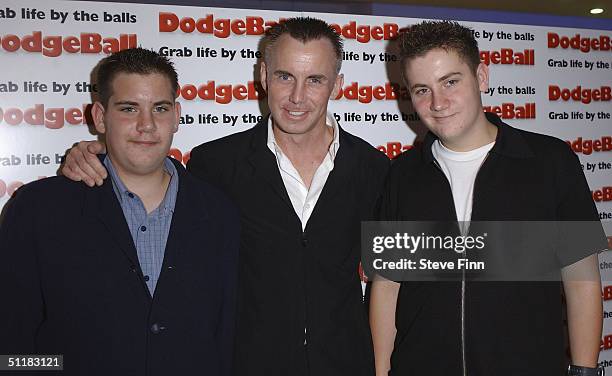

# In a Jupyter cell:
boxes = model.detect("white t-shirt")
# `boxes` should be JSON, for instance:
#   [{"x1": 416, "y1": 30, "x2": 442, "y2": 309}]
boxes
[{"x1": 432, "y1": 140, "x2": 495, "y2": 233}]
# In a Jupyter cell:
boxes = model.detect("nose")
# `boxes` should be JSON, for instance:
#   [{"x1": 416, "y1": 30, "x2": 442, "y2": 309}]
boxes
[
  {"x1": 430, "y1": 91, "x2": 449, "y2": 112},
  {"x1": 289, "y1": 81, "x2": 305, "y2": 105},
  {"x1": 136, "y1": 109, "x2": 156, "y2": 133}
]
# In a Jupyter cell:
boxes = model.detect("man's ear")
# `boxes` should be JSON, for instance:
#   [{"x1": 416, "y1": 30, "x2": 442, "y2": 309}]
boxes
[
  {"x1": 476, "y1": 62, "x2": 489, "y2": 93},
  {"x1": 259, "y1": 61, "x2": 268, "y2": 92},
  {"x1": 173, "y1": 102, "x2": 181, "y2": 133},
  {"x1": 330, "y1": 73, "x2": 344, "y2": 99},
  {"x1": 91, "y1": 102, "x2": 106, "y2": 134}
]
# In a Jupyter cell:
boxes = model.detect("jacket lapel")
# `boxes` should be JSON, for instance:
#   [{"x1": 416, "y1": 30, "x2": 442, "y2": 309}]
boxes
[
  {"x1": 247, "y1": 119, "x2": 294, "y2": 212},
  {"x1": 82, "y1": 180, "x2": 141, "y2": 271},
  {"x1": 311, "y1": 126, "x2": 353, "y2": 213},
  {"x1": 162, "y1": 159, "x2": 211, "y2": 267}
]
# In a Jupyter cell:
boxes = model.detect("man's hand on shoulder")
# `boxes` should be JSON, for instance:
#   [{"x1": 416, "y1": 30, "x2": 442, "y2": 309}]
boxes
[{"x1": 61, "y1": 141, "x2": 108, "y2": 187}]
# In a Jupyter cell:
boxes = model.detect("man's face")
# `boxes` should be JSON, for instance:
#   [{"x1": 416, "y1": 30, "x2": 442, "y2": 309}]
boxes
[
  {"x1": 403, "y1": 48, "x2": 489, "y2": 150},
  {"x1": 92, "y1": 72, "x2": 180, "y2": 178},
  {"x1": 260, "y1": 34, "x2": 343, "y2": 136}
]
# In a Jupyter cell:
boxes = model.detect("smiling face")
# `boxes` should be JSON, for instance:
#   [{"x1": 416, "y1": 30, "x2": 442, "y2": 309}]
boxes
[
  {"x1": 260, "y1": 34, "x2": 343, "y2": 138},
  {"x1": 92, "y1": 72, "x2": 180, "y2": 179},
  {"x1": 404, "y1": 48, "x2": 491, "y2": 151}
]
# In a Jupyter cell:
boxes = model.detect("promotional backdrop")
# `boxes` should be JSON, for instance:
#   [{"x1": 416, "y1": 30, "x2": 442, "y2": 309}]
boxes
[{"x1": 1, "y1": 0, "x2": 611, "y2": 368}]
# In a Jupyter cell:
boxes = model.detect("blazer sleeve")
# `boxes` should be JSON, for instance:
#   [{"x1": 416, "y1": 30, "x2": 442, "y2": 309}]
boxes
[
  {"x1": 216, "y1": 208, "x2": 240, "y2": 376},
  {"x1": 187, "y1": 145, "x2": 223, "y2": 188},
  {"x1": 0, "y1": 188, "x2": 45, "y2": 354}
]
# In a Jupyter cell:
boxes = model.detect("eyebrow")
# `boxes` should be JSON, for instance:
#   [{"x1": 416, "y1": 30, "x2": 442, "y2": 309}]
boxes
[
  {"x1": 113, "y1": 100, "x2": 139, "y2": 106},
  {"x1": 307, "y1": 74, "x2": 327, "y2": 81},
  {"x1": 273, "y1": 70, "x2": 294, "y2": 78},
  {"x1": 273, "y1": 70, "x2": 328, "y2": 81},
  {"x1": 153, "y1": 100, "x2": 174, "y2": 106},
  {"x1": 409, "y1": 71, "x2": 462, "y2": 91},
  {"x1": 438, "y1": 71, "x2": 462, "y2": 82},
  {"x1": 112, "y1": 100, "x2": 174, "y2": 106}
]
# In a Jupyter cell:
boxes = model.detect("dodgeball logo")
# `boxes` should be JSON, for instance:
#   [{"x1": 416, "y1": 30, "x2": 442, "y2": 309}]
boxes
[
  {"x1": 549, "y1": 85, "x2": 611, "y2": 104},
  {"x1": 548, "y1": 33, "x2": 611, "y2": 53},
  {"x1": 176, "y1": 81, "x2": 264, "y2": 104},
  {"x1": 0, "y1": 31, "x2": 137, "y2": 57},
  {"x1": 159, "y1": 13, "x2": 399, "y2": 43},
  {"x1": 479, "y1": 49, "x2": 534, "y2": 65},
  {"x1": 335, "y1": 82, "x2": 409, "y2": 103},
  {"x1": 566, "y1": 136, "x2": 612, "y2": 155},
  {"x1": 0, "y1": 104, "x2": 91, "y2": 129}
]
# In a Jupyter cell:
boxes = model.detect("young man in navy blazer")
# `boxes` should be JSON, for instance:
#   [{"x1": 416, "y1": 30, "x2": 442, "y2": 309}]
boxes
[{"x1": 0, "y1": 48, "x2": 239, "y2": 376}]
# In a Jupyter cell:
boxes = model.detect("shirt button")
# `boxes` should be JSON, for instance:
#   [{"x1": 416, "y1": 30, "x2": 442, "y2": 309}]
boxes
[
  {"x1": 127, "y1": 192, "x2": 134, "y2": 198},
  {"x1": 150, "y1": 323, "x2": 160, "y2": 334},
  {"x1": 304, "y1": 203, "x2": 310, "y2": 210},
  {"x1": 140, "y1": 225, "x2": 147, "y2": 232},
  {"x1": 143, "y1": 275, "x2": 150, "y2": 282}
]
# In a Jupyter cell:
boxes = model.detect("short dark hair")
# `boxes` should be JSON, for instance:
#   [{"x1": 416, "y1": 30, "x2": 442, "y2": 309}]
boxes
[
  {"x1": 96, "y1": 47, "x2": 178, "y2": 107},
  {"x1": 399, "y1": 20, "x2": 480, "y2": 75},
  {"x1": 262, "y1": 17, "x2": 344, "y2": 73}
]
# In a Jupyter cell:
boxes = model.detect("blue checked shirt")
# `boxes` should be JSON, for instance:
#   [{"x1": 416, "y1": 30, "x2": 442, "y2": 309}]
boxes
[{"x1": 104, "y1": 156, "x2": 179, "y2": 296}]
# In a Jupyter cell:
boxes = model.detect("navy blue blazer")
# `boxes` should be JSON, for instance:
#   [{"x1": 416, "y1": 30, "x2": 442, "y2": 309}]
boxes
[{"x1": 0, "y1": 157, "x2": 239, "y2": 376}]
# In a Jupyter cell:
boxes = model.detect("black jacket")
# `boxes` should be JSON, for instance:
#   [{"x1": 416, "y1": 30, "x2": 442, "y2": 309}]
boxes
[
  {"x1": 188, "y1": 119, "x2": 389, "y2": 376},
  {"x1": 0, "y1": 158, "x2": 240, "y2": 376},
  {"x1": 380, "y1": 114, "x2": 606, "y2": 376}
]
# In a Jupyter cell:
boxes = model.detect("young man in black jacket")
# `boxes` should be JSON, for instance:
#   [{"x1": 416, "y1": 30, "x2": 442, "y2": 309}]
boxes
[{"x1": 370, "y1": 20, "x2": 606, "y2": 376}]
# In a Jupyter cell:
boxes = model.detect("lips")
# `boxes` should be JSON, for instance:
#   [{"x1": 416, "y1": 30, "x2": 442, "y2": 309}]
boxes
[
  {"x1": 432, "y1": 113, "x2": 456, "y2": 121},
  {"x1": 130, "y1": 140, "x2": 159, "y2": 146},
  {"x1": 283, "y1": 108, "x2": 309, "y2": 119}
]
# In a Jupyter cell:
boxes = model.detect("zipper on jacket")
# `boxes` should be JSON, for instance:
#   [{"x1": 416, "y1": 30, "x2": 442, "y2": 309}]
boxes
[
  {"x1": 461, "y1": 270, "x2": 466, "y2": 376},
  {"x1": 431, "y1": 158, "x2": 466, "y2": 376},
  {"x1": 461, "y1": 152, "x2": 490, "y2": 376},
  {"x1": 432, "y1": 152, "x2": 489, "y2": 376}
]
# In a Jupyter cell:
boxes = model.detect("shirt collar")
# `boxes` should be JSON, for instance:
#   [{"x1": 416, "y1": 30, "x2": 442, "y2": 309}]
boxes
[
  {"x1": 266, "y1": 113, "x2": 341, "y2": 162},
  {"x1": 104, "y1": 156, "x2": 178, "y2": 217}
]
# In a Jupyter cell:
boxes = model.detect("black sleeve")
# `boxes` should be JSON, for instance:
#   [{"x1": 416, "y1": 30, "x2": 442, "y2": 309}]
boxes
[
  {"x1": 0, "y1": 189, "x2": 45, "y2": 354},
  {"x1": 187, "y1": 145, "x2": 234, "y2": 198},
  {"x1": 377, "y1": 159, "x2": 401, "y2": 222},
  {"x1": 216, "y1": 206, "x2": 240, "y2": 376},
  {"x1": 186, "y1": 146, "x2": 217, "y2": 182},
  {"x1": 555, "y1": 144, "x2": 608, "y2": 267}
]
